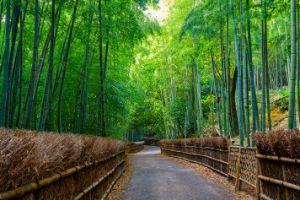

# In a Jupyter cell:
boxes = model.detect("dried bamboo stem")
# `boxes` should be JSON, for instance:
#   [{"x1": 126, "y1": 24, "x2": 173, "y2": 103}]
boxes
[
  {"x1": 259, "y1": 193, "x2": 273, "y2": 200},
  {"x1": 256, "y1": 154, "x2": 300, "y2": 164},
  {"x1": 258, "y1": 175, "x2": 300, "y2": 191}
]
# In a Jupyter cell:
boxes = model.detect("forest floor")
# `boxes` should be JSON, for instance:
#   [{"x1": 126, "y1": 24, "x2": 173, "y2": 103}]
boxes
[{"x1": 122, "y1": 146, "x2": 237, "y2": 200}]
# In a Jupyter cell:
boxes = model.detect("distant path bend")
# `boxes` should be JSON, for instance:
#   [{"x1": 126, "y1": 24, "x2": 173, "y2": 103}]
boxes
[{"x1": 123, "y1": 146, "x2": 236, "y2": 200}]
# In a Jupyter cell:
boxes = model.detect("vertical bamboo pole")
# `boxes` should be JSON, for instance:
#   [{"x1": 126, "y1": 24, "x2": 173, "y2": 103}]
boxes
[
  {"x1": 235, "y1": 147, "x2": 241, "y2": 191},
  {"x1": 281, "y1": 163, "x2": 289, "y2": 200},
  {"x1": 256, "y1": 154, "x2": 262, "y2": 200},
  {"x1": 227, "y1": 137, "x2": 231, "y2": 178}
]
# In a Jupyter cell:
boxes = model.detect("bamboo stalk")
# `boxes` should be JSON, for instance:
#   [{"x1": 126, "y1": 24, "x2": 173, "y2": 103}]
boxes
[
  {"x1": 235, "y1": 147, "x2": 241, "y2": 191},
  {"x1": 0, "y1": 151, "x2": 125, "y2": 200},
  {"x1": 256, "y1": 154, "x2": 300, "y2": 164},
  {"x1": 258, "y1": 175, "x2": 300, "y2": 191}
]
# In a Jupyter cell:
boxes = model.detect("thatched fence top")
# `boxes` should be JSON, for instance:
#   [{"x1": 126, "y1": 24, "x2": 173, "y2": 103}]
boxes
[
  {"x1": 254, "y1": 130, "x2": 300, "y2": 200},
  {"x1": 161, "y1": 137, "x2": 229, "y2": 176},
  {"x1": 0, "y1": 129, "x2": 125, "y2": 199},
  {"x1": 160, "y1": 136, "x2": 229, "y2": 150}
]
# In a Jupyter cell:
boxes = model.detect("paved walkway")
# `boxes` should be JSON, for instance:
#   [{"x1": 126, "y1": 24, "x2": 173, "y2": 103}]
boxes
[{"x1": 123, "y1": 146, "x2": 236, "y2": 200}]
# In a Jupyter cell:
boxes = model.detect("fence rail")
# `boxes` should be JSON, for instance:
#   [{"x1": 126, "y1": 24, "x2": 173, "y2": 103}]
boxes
[
  {"x1": 0, "y1": 151, "x2": 126, "y2": 200},
  {"x1": 256, "y1": 154, "x2": 300, "y2": 200},
  {"x1": 161, "y1": 145, "x2": 229, "y2": 176}
]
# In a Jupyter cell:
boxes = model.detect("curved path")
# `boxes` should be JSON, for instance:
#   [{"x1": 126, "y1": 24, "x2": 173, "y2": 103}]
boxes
[{"x1": 123, "y1": 146, "x2": 236, "y2": 200}]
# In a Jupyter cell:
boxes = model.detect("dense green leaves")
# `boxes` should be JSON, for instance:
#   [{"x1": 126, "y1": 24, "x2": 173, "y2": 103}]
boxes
[{"x1": 0, "y1": 0, "x2": 298, "y2": 142}]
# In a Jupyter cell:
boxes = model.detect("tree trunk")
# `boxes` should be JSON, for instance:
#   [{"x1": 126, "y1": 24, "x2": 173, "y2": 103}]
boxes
[
  {"x1": 23, "y1": 0, "x2": 39, "y2": 129},
  {"x1": 195, "y1": 60, "x2": 203, "y2": 136},
  {"x1": 0, "y1": 0, "x2": 11, "y2": 127},
  {"x1": 230, "y1": 0, "x2": 244, "y2": 146},
  {"x1": 57, "y1": 0, "x2": 79, "y2": 132},
  {"x1": 38, "y1": 0, "x2": 56, "y2": 131},
  {"x1": 231, "y1": 67, "x2": 239, "y2": 137},
  {"x1": 246, "y1": 0, "x2": 259, "y2": 137},
  {"x1": 98, "y1": 0, "x2": 106, "y2": 136},
  {"x1": 288, "y1": 0, "x2": 297, "y2": 129}
]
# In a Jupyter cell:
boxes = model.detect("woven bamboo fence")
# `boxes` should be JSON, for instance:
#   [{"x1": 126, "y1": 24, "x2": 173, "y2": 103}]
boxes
[
  {"x1": 143, "y1": 137, "x2": 160, "y2": 146},
  {"x1": 256, "y1": 154, "x2": 300, "y2": 200},
  {"x1": 161, "y1": 138, "x2": 257, "y2": 194},
  {"x1": 161, "y1": 144, "x2": 229, "y2": 176},
  {"x1": 0, "y1": 151, "x2": 126, "y2": 200},
  {"x1": 126, "y1": 142, "x2": 144, "y2": 153},
  {"x1": 228, "y1": 146, "x2": 257, "y2": 191}
]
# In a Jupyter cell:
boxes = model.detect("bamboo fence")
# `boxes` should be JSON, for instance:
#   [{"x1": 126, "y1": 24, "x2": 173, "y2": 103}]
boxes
[
  {"x1": 256, "y1": 154, "x2": 300, "y2": 200},
  {"x1": 0, "y1": 151, "x2": 126, "y2": 200},
  {"x1": 161, "y1": 145, "x2": 229, "y2": 176},
  {"x1": 126, "y1": 142, "x2": 144, "y2": 153},
  {"x1": 162, "y1": 143, "x2": 257, "y2": 193},
  {"x1": 162, "y1": 139, "x2": 300, "y2": 199},
  {"x1": 228, "y1": 146, "x2": 257, "y2": 190}
]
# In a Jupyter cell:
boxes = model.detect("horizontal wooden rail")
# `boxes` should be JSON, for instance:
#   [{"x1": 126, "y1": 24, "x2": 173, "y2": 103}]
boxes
[
  {"x1": 230, "y1": 146, "x2": 256, "y2": 150},
  {"x1": 259, "y1": 193, "x2": 273, "y2": 200},
  {"x1": 101, "y1": 165, "x2": 125, "y2": 200},
  {"x1": 163, "y1": 145, "x2": 228, "y2": 152},
  {"x1": 0, "y1": 151, "x2": 125, "y2": 200},
  {"x1": 162, "y1": 148, "x2": 228, "y2": 165},
  {"x1": 74, "y1": 159, "x2": 125, "y2": 200},
  {"x1": 258, "y1": 175, "x2": 300, "y2": 191},
  {"x1": 256, "y1": 154, "x2": 300, "y2": 164}
]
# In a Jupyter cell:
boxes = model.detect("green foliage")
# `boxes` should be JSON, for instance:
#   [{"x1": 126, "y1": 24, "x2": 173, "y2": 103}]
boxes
[{"x1": 0, "y1": 0, "x2": 296, "y2": 141}]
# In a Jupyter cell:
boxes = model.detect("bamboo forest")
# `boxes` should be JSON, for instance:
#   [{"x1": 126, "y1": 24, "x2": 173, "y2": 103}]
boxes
[{"x1": 1, "y1": 0, "x2": 300, "y2": 199}]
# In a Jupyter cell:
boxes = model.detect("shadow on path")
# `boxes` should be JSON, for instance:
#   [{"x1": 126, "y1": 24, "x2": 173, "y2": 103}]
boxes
[{"x1": 123, "y1": 146, "x2": 236, "y2": 200}]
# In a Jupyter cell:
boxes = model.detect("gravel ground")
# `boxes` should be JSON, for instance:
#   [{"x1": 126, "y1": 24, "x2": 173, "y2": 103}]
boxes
[{"x1": 123, "y1": 146, "x2": 237, "y2": 200}]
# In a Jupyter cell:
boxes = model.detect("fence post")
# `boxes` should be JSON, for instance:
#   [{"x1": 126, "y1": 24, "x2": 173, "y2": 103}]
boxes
[
  {"x1": 235, "y1": 147, "x2": 241, "y2": 192},
  {"x1": 227, "y1": 137, "x2": 231, "y2": 179},
  {"x1": 281, "y1": 163, "x2": 289, "y2": 200},
  {"x1": 256, "y1": 153, "x2": 261, "y2": 200}
]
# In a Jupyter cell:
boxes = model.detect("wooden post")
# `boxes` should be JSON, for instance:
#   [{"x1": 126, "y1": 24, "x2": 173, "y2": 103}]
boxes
[
  {"x1": 256, "y1": 152, "x2": 263, "y2": 200},
  {"x1": 281, "y1": 163, "x2": 289, "y2": 200},
  {"x1": 235, "y1": 147, "x2": 241, "y2": 192},
  {"x1": 227, "y1": 137, "x2": 231, "y2": 178}
]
